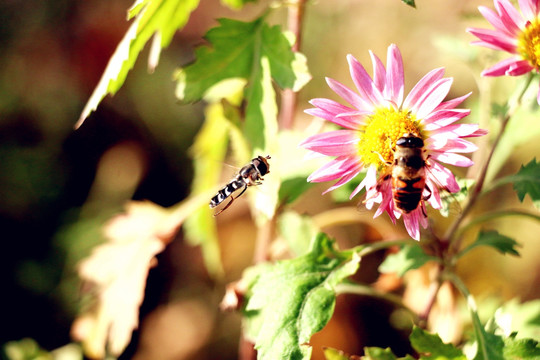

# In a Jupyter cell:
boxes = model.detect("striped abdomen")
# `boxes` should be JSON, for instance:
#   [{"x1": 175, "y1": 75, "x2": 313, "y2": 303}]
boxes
[
  {"x1": 209, "y1": 177, "x2": 245, "y2": 208},
  {"x1": 391, "y1": 176, "x2": 425, "y2": 213}
]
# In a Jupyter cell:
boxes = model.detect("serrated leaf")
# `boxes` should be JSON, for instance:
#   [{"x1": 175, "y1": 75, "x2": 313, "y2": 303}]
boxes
[
  {"x1": 243, "y1": 233, "x2": 360, "y2": 360},
  {"x1": 503, "y1": 334, "x2": 540, "y2": 359},
  {"x1": 175, "y1": 17, "x2": 310, "y2": 103},
  {"x1": 472, "y1": 329, "x2": 505, "y2": 360},
  {"x1": 378, "y1": 244, "x2": 438, "y2": 277},
  {"x1": 493, "y1": 299, "x2": 540, "y2": 341},
  {"x1": 512, "y1": 158, "x2": 540, "y2": 210},
  {"x1": 409, "y1": 327, "x2": 466, "y2": 359},
  {"x1": 77, "y1": 0, "x2": 200, "y2": 127},
  {"x1": 401, "y1": 0, "x2": 416, "y2": 8},
  {"x1": 459, "y1": 230, "x2": 521, "y2": 258}
]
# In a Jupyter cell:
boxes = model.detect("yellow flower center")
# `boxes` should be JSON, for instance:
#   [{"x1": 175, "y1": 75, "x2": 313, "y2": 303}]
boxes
[
  {"x1": 518, "y1": 19, "x2": 540, "y2": 69},
  {"x1": 358, "y1": 107, "x2": 422, "y2": 170}
]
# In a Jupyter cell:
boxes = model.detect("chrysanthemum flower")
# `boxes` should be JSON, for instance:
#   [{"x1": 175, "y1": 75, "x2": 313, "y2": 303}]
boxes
[
  {"x1": 467, "y1": 0, "x2": 540, "y2": 103},
  {"x1": 300, "y1": 44, "x2": 486, "y2": 240}
]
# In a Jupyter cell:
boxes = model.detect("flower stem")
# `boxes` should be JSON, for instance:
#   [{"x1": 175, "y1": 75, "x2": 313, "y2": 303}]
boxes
[
  {"x1": 443, "y1": 73, "x2": 534, "y2": 248},
  {"x1": 444, "y1": 271, "x2": 490, "y2": 360},
  {"x1": 279, "y1": 0, "x2": 307, "y2": 130},
  {"x1": 417, "y1": 265, "x2": 443, "y2": 327},
  {"x1": 455, "y1": 209, "x2": 540, "y2": 240}
]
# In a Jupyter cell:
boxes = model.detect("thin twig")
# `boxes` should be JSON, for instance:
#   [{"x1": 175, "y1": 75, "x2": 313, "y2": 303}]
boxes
[
  {"x1": 443, "y1": 73, "x2": 533, "y2": 249},
  {"x1": 279, "y1": 0, "x2": 307, "y2": 130}
]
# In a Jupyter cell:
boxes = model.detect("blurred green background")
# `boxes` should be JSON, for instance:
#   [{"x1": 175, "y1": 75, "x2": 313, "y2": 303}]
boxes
[{"x1": 2, "y1": 0, "x2": 540, "y2": 359}]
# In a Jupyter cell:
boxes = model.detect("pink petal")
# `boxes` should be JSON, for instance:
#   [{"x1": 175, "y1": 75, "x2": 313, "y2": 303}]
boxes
[
  {"x1": 403, "y1": 212, "x2": 421, "y2": 240},
  {"x1": 468, "y1": 28, "x2": 517, "y2": 53},
  {"x1": 351, "y1": 165, "x2": 377, "y2": 198},
  {"x1": 326, "y1": 77, "x2": 372, "y2": 111},
  {"x1": 422, "y1": 109, "x2": 471, "y2": 129},
  {"x1": 323, "y1": 164, "x2": 364, "y2": 194},
  {"x1": 347, "y1": 54, "x2": 385, "y2": 106},
  {"x1": 403, "y1": 68, "x2": 445, "y2": 111},
  {"x1": 434, "y1": 92, "x2": 471, "y2": 111},
  {"x1": 519, "y1": 0, "x2": 540, "y2": 19},
  {"x1": 306, "y1": 98, "x2": 367, "y2": 129},
  {"x1": 505, "y1": 59, "x2": 536, "y2": 75},
  {"x1": 413, "y1": 78, "x2": 454, "y2": 119},
  {"x1": 300, "y1": 130, "x2": 359, "y2": 156},
  {"x1": 429, "y1": 123, "x2": 484, "y2": 138},
  {"x1": 429, "y1": 161, "x2": 460, "y2": 193},
  {"x1": 481, "y1": 57, "x2": 534, "y2": 76},
  {"x1": 464, "y1": 128, "x2": 489, "y2": 137},
  {"x1": 385, "y1": 44, "x2": 405, "y2": 105},
  {"x1": 431, "y1": 151, "x2": 474, "y2": 167},
  {"x1": 308, "y1": 156, "x2": 358, "y2": 182},
  {"x1": 427, "y1": 137, "x2": 479, "y2": 153},
  {"x1": 478, "y1": 6, "x2": 516, "y2": 37},
  {"x1": 369, "y1": 50, "x2": 386, "y2": 93},
  {"x1": 495, "y1": 0, "x2": 526, "y2": 31}
]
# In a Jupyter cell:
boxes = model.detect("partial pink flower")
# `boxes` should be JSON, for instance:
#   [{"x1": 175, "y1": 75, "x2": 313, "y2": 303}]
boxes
[
  {"x1": 467, "y1": 0, "x2": 540, "y2": 103},
  {"x1": 300, "y1": 44, "x2": 486, "y2": 240}
]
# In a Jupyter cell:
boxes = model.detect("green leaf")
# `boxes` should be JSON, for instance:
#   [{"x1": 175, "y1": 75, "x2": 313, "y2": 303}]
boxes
[
  {"x1": 410, "y1": 327, "x2": 466, "y2": 359},
  {"x1": 512, "y1": 158, "x2": 540, "y2": 210},
  {"x1": 503, "y1": 334, "x2": 540, "y2": 359},
  {"x1": 175, "y1": 16, "x2": 310, "y2": 161},
  {"x1": 494, "y1": 299, "x2": 540, "y2": 341},
  {"x1": 243, "y1": 233, "x2": 360, "y2": 360},
  {"x1": 378, "y1": 244, "x2": 438, "y2": 277},
  {"x1": 401, "y1": 0, "x2": 416, "y2": 8},
  {"x1": 77, "y1": 0, "x2": 200, "y2": 127},
  {"x1": 175, "y1": 17, "x2": 310, "y2": 103},
  {"x1": 459, "y1": 230, "x2": 521, "y2": 258}
]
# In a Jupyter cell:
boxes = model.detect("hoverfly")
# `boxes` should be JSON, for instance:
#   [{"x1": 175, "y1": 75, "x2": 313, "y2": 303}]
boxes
[
  {"x1": 376, "y1": 133, "x2": 432, "y2": 215},
  {"x1": 210, "y1": 155, "x2": 271, "y2": 216}
]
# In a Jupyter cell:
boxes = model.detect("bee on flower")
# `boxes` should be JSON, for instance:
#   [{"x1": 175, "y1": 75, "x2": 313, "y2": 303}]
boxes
[
  {"x1": 300, "y1": 44, "x2": 487, "y2": 240},
  {"x1": 467, "y1": 0, "x2": 540, "y2": 103}
]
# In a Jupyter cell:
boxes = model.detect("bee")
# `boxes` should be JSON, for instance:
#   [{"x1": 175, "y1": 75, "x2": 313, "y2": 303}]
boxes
[
  {"x1": 210, "y1": 155, "x2": 271, "y2": 216},
  {"x1": 377, "y1": 133, "x2": 431, "y2": 215}
]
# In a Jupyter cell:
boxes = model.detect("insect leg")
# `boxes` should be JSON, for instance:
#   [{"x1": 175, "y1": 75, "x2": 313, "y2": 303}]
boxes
[{"x1": 212, "y1": 184, "x2": 248, "y2": 216}]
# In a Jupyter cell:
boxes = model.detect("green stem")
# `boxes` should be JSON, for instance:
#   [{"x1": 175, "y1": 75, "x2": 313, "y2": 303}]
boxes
[
  {"x1": 444, "y1": 73, "x2": 534, "y2": 248},
  {"x1": 349, "y1": 238, "x2": 418, "y2": 258},
  {"x1": 455, "y1": 209, "x2": 540, "y2": 240},
  {"x1": 445, "y1": 272, "x2": 489, "y2": 360}
]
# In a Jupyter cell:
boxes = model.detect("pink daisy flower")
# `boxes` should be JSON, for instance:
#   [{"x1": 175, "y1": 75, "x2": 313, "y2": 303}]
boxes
[
  {"x1": 300, "y1": 44, "x2": 486, "y2": 240},
  {"x1": 467, "y1": 0, "x2": 540, "y2": 103}
]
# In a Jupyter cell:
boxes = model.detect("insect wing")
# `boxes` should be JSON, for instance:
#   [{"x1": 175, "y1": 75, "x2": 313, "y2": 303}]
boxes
[{"x1": 423, "y1": 165, "x2": 466, "y2": 217}]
